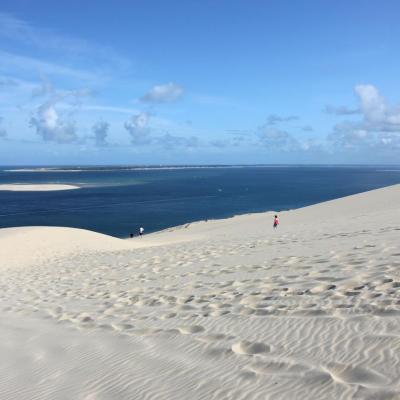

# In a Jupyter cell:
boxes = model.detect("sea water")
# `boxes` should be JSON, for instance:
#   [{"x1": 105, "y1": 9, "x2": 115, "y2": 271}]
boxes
[{"x1": 0, "y1": 165, "x2": 399, "y2": 238}]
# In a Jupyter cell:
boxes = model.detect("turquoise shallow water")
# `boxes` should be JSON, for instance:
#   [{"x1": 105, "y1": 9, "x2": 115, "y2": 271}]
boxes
[{"x1": 0, "y1": 165, "x2": 399, "y2": 238}]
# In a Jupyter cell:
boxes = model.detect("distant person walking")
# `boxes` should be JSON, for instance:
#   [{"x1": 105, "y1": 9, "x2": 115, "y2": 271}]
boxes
[
  {"x1": 139, "y1": 226, "x2": 144, "y2": 237},
  {"x1": 273, "y1": 215, "x2": 279, "y2": 229}
]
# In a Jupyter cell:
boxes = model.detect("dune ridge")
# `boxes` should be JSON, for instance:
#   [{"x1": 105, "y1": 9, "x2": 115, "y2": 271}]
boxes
[{"x1": 1, "y1": 184, "x2": 400, "y2": 399}]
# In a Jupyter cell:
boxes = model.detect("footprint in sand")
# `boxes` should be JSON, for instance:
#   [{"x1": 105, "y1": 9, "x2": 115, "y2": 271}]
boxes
[
  {"x1": 326, "y1": 362, "x2": 390, "y2": 387},
  {"x1": 248, "y1": 358, "x2": 310, "y2": 376},
  {"x1": 97, "y1": 323, "x2": 115, "y2": 331},
  {"x1": 292, "y1": 309, "x2": 328, "y2": 317},
  {"x1": 204, "y1": 346, "x2": 233, "y2": 359},
  {"x1": 160, "y1": 312, "x2": 177, "y2": 320},
  {"x1": 196, "y1": 333, "x2": 231, "y2": 343},
  {"x1": 178, "y1": 325, "x2": 205, "y2": 334},
  {"x1": 309, "y1": 284, "x2": 336, "y2": 294},
  {"x1": 231, "y1": 340, "x2": 270, "y2": 355},
  {"x1": 131, "y1": 327, "x2": 162, "y2": 335}
]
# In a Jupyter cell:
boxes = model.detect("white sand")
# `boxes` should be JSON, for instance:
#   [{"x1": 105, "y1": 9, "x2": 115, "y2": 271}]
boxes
[
  {"x1": 1, "y1": 184, "x2": 400, "y2": 399},
  {"x1": 0, "y1": 184, "x2": 80, "y2": 191}
]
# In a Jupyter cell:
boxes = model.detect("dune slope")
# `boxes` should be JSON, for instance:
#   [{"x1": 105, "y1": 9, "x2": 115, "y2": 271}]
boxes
[{"x1": 1, "y1": 184, "x2": 400, "y2": 399}]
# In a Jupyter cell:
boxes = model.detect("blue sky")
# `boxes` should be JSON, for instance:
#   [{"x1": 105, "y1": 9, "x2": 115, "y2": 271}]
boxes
[{"x1": 0, "y1": 0, "x2": 400, "y2": 164}]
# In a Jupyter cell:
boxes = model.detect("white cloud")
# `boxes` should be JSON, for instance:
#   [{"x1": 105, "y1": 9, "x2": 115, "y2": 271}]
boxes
[
  {"x1": 378, "y1": 132, "x2": 400, "y2": 149},
  {"x1": 328, "y1": 84, "x2": 400, "y2": 151},
  {"x1": 328, "y1": 122, "x2": 374, "y2": 149},
  {"x1": 124, "y1": 112, "x2": 152, "y2": 145},
  {"x1": 266, "y1": 114, "x2": 299, "y2": 125},
  {"x1": 257, "y1": 126, "x2": 299, "y2": 150},
  {"x1": 30, "y1": 102, "x2": 77, "y2": 143},
  {"x1": 355, "y1": 84, "x2": 386, "y2": 123},
  {"x1": 141, "y1": 83, "x2": 184, "y2": 103},
  {"x1": 92, "y1": 121, "x2": 109, "y2": 146},
  {"x1": 254, "y1": 123, "x2": 323, "y2": 153},
  {"x1": 124, "y1": 112, "x2": 202, "y2": 149},
  {"x1": 324, "y1": 105, "x2": 360, "y2": 115},
  {"x1": 298, "y1": 138, "x2": 324, "y2": 152},
  {"x1": 0, "y1": 116, "x2": 7, "y2": 138},
  {"x1": 355, "y1": 84, "x2": 400, "y2": 128},
  {"x1": 28, "y1": 82, "x2": 91, "y2": 144}
]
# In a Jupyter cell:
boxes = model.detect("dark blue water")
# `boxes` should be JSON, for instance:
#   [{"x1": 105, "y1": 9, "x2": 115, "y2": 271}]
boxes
[{"x1": 1, "y1": 165, "x2": 399, "y2": 238}]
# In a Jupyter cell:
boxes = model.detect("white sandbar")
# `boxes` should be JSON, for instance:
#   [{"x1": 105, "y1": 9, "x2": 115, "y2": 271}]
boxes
[{"x1": 0, "y1": 184, "x2": 80, "y2": 191}]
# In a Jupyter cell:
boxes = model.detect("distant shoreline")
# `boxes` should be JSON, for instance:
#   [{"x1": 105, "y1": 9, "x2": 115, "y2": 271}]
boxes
[{"x1": 3, "y1": 164, "x2": 400, "y2": 173}]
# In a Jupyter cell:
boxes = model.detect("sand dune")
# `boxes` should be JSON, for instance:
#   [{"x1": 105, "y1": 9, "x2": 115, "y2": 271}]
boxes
[
  {"x1": 0, "y1": 226, "x2": 135, "y2": 269},
  {"x1": 1, "y1": 184, "x2": 400, "y2": 399}
]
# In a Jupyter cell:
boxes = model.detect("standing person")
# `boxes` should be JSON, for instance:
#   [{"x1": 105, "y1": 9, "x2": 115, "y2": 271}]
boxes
[
  {"x1": 139, "y1": 226, "x2": 144, "y2": 237},
  {"x1": 273, "y1": 215, "x2": 279, "y2": 229},
  {"x1": 129, "y1": 233, "x2": 134, "y2": 238}
]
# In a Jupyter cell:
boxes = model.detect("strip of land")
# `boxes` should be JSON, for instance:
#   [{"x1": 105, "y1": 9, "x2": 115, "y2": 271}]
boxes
[{"x1": 0, "y1": 184, "x2": 399, "y2": 399}]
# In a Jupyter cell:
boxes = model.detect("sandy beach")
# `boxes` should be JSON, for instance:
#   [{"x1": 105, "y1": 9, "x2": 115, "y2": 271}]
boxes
[{"x1": 1, "y1": 184, "x2": 400, "y2": 399}]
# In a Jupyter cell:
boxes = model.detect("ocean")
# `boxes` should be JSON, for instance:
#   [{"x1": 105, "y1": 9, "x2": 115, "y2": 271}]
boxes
[{"x1": 1, "y1": 165, "x2": 399, "y2": 238}]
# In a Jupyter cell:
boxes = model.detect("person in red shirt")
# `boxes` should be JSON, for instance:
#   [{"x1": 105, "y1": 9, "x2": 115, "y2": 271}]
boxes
[{"x1": 273, "y1": 215, "x2": 279, "y2": 229}]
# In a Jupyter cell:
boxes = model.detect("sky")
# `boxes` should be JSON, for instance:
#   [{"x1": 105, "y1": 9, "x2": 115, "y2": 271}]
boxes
[{"x1": 0, "y1": 0, "x2": 400, "y2": 165}]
